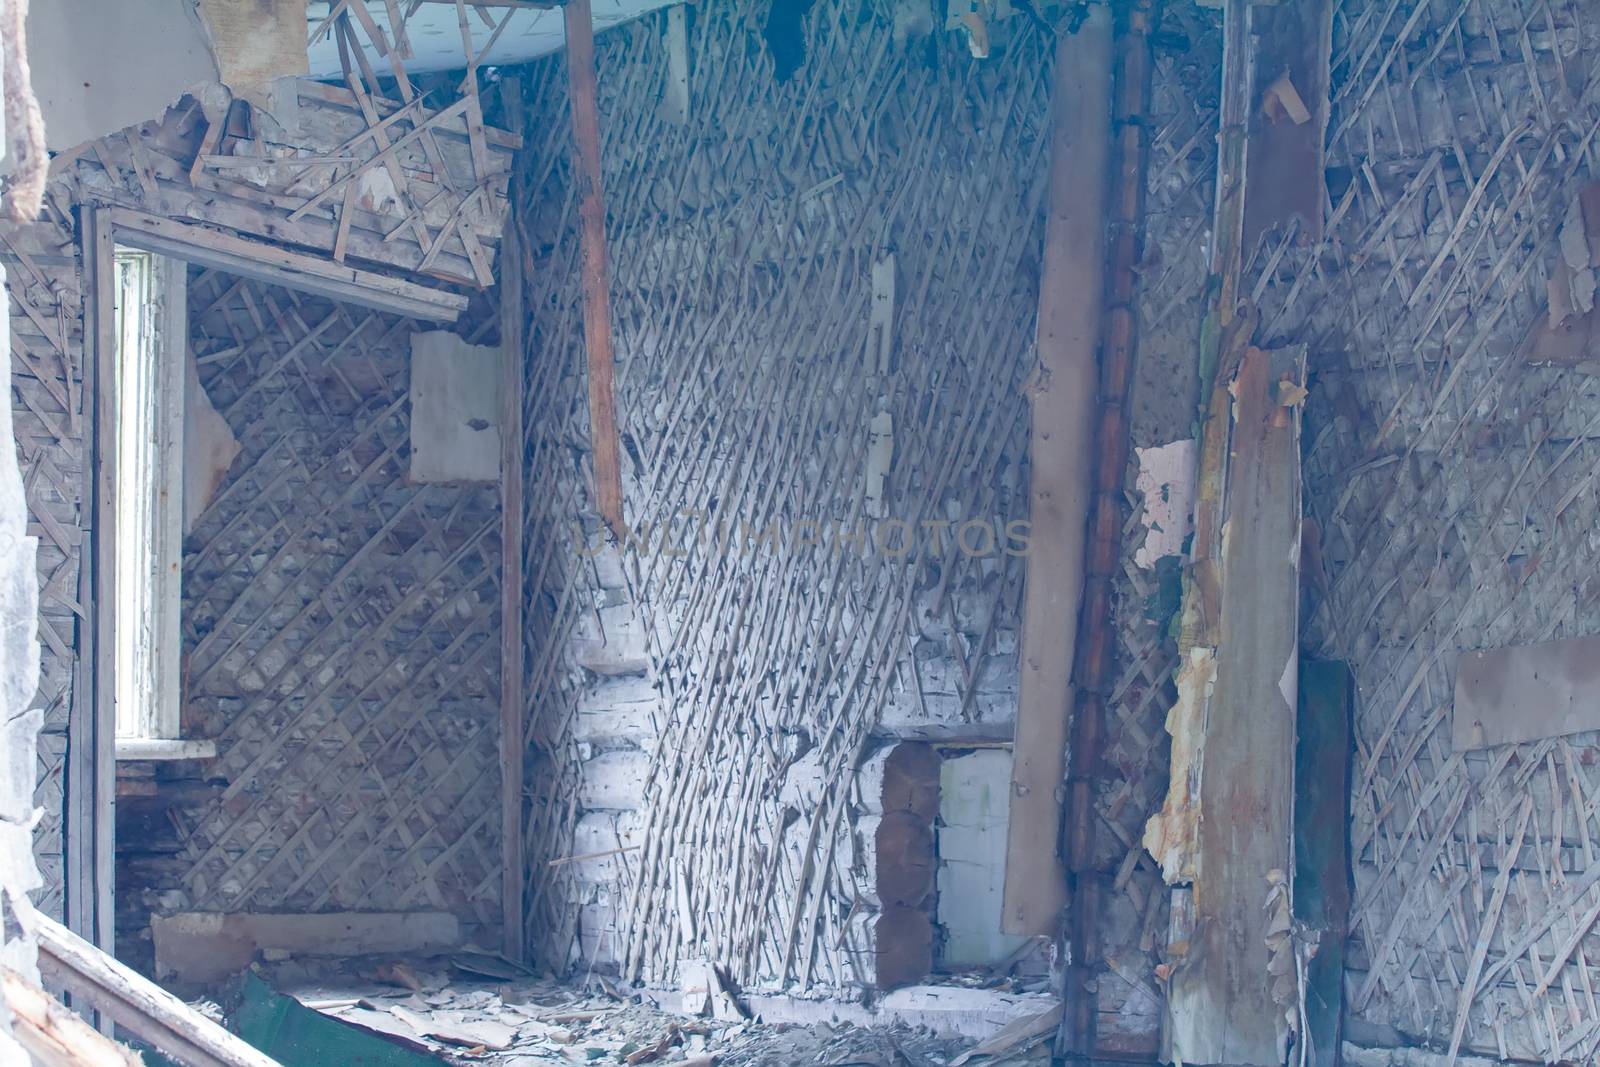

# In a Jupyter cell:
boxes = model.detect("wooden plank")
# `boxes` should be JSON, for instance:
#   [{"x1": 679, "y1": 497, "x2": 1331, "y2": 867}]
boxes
[
  {"x1": 72, "y1": 148, "x2": 488, "y2": 288},
  {"x1": 71, "y1": 210, "x2": 116, "y2": 963},
  {"x1": 498, "y1": 75, "x2": 528, "y2": 964},
  {"x1": 1453, "y1": 634, "x2": 1600, "y2": 750},
  {"x1": 1295, "y1": 659, "x2": 1351, "y2": 1067},
  {"x1": 1242, "y1": 0, "x2": 1334, "y2": 250},
  {"x1": 106, "y1": 207, "x2": 466, "y2": 321},
  {"x1": 31, "y1": 910, "x2": 279, "y2": 1067},
  {"x1": 1167, "y1": 344, "x2": 1306, "y2": 1067},
  {"x1": 150, "y1": 254, "x2": 186, "y2": 740},
  {"x1": 1000, "y1": 5, "x2": 1111, "y2": 938},
  {"x1": 564, "y1": 0, "x2": 624, "y2": 533},
  {"x1": 0, "y1": 968, "x2": 141, "y2": 1066},
  {"x1": 664, "y1": 5, "x2": 690, "y2": 126}
]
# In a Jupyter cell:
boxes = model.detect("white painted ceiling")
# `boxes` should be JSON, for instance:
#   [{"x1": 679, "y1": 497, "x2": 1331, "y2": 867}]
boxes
[{"x1": 304, "y1": 0, "x2": 676, "y2": 78}]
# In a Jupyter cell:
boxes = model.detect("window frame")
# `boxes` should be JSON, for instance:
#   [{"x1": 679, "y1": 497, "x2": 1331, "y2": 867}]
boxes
[
  {"x1": 110, "y1": 246, "x2": 186, "y2": 751},
  {"x1": 72, "y1": 208, "x2": 466, "y2": 950}
]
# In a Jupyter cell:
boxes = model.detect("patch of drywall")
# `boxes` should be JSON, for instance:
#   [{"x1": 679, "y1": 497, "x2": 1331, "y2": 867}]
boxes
[
  {"x1": 409, "y1": 331, "x2": 501, "y2": 484},
  {"x1": 937, "y1": 749, "x2": 1028, "y2": 968},
  {"x1": 27, "y1": 0, "x2": 216, "y2": 152}
]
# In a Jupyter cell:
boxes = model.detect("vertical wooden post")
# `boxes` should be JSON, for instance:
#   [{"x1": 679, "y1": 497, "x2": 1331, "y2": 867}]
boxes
[
  {"x1": 1167, "y1": 344, "x2": 1305, "y2": 1066},
  {"x1": 498, "y1": 77, "x2": 528, "y2": 965},
  {"x1": 151, "y1": 255, "x2": 186, "y2": 742},
  {"x1": 1001, "y1": 5, "x2": 1112, "y2": 938},
  {"x1": 72, "y1": 208, "x2": 117, "y2": 970},
  {"x1": 563, "y1": 0, "x2": 623, "y2": 533},
  {"x1": 1058, "y1": 1, "x2": 1154, "y2": 1055}
]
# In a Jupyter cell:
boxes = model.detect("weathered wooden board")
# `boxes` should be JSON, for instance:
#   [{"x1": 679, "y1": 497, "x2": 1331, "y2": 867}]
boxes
[
  {"x1": 1453, "y1": 634, "x2": 1600, "y2": 751},
  {"x1": 1242, "y1": 0, "x2": 1333, "y2": 250},
  {"x1": 1001, "y1": 4, "x2": 1112, "y2": 939},
  {"x1": 1167, "y1": 345, "x2": 1305, "y2": 1067}
]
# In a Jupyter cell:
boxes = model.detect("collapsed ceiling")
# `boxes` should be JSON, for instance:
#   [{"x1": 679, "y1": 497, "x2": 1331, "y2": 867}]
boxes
[{"x1": 303, "y1": 0, "x2": 678, "y2": 77}]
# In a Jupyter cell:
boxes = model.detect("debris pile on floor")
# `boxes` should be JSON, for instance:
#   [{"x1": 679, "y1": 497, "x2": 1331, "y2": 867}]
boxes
[{"x1": 237, "y1": 954, "x2": 1055, "y2": 1066}]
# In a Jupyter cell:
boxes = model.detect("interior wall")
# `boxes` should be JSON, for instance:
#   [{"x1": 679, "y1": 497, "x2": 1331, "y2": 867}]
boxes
[
  {"x1": 0, "y1": 56, "x2": 515, "y2": 965},
  {"x1": 1244, "y1": 2, "x2": 1600, "y2": 1061},
  {"x1": 114, "y1": 270, "x2": 503, "y2": 973},
  {"x1": 512, "y1": 1, "x2": 1053, "y2": 994}
]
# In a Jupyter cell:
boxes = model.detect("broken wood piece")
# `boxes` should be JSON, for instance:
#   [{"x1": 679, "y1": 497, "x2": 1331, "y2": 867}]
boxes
[
  {"x1": 449, "y1": 953, "x2": 527, "y2": 980},
  {"x1": 387, "y1": 1005, "x2": 514, "y2": 1050},
  {"x1": 949, "y1": 1002, "x2": 1063, "y2": 1066},
  {"x1": 107, "y1": 206, "x2": 467, "y2": 321},
  {"x1": 565, "y1": 0, "x2": 624, "y2": 532},
  {"x1": 31, "y1": 908, "x2": 278, "y2": 1067},
  {"x1": 1263, "y1": 71, "x2": 1311, "y2": 124},
  {"x1": 0, "y1": 967, "x2": 142, "y2": 1067},
  {"x1": 548, "y1": 844, "x2": 642, "y2": 866},
  {"x1": 625, "y1": 1025, "x2": 682, "y2": 1064}
]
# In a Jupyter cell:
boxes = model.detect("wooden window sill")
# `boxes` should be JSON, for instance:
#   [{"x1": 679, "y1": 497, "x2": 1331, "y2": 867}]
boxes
[{"x1": 113, "y1": 738, "x2": 218, "y2": 761}]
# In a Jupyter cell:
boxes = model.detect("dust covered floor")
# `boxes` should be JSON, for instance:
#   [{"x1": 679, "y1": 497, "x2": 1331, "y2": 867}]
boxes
[{"x1": 217, "y1": 957, "x2": 1054, "y2": 1066}]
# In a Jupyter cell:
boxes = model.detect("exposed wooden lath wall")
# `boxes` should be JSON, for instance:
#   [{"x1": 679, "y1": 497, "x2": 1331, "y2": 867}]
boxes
[
  {"x1": 1245, "y1": 0, "x2": 1600, "y2": 1060},
  {"x1": 512, "y1": 1, "x2": 1048, "y2": 989},
  {"x1": 129, "y1": 272, "x2": 504, "y2": 948},
  {"x1": 0, "y1": 38, "x2": 515, "y2": 941}
]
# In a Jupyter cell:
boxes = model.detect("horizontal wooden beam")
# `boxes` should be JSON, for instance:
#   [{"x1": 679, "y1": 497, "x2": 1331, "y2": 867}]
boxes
[
  {"x1": 112, "y1": 738, "x2": 218, "y2": 761},
  {"x1": 0, "y1": 967, "x2": 141, "y2": 1067},
  {"x1": 106, "y1": 207, "x2": 467, "y2": 322},
  {"x1": 31, "y1": 909, "x2": 279, "y2": 1067}
]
